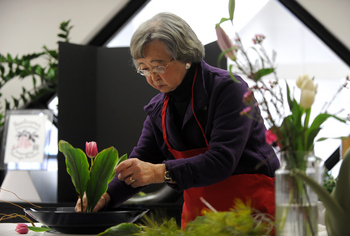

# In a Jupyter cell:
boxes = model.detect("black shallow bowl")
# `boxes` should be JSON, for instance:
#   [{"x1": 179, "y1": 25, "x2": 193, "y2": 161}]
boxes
[{"x1": 24, "y1": 207, "x2": 149, "y2": 234}]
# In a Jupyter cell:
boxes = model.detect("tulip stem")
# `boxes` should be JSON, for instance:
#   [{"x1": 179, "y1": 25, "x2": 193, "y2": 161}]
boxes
[{"x1": 80, "y1": 196, "x2": 84, "y2": 213}]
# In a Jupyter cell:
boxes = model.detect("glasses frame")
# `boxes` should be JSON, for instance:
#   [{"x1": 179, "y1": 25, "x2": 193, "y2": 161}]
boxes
[{"x1": 137, "y1": 59, "x2": 174, "y2": 77}]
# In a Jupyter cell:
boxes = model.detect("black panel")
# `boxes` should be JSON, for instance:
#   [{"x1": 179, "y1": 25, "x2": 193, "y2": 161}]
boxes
[
  {"x1": 204, "y1": 40, "x2": 227, "y2": 69},
  {"x1": 58, "y1": 42, "x2": 98, "y2": 202},
  {"x1": 95, "y1": 47, "x2": 158, "y2": 155}
]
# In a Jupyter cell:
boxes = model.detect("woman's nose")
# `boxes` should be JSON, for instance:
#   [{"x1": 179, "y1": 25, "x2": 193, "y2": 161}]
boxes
[{"x1": 150, "y1": 72, "x2": 160, "y2": 81}]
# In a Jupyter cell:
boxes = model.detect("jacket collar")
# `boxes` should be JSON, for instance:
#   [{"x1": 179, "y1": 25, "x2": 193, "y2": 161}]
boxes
[{"x1": 144, "y1": 61, "x2": 210, "y2": 129}]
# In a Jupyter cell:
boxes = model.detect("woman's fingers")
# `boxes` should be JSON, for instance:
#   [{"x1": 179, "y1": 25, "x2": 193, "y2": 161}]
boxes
[
  {"x1": 76, "y1": 193, "x2": 110, "y2": 212},
  {"x1": 75, "y1": 194, "x2": 87, "y2": 212},
  {"x1": 92, "y1": 193, "x2": 109, "y2": 212}
]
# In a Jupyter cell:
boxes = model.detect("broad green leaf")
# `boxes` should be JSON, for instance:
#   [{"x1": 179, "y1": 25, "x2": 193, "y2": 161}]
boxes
[
  {"x1": 58, "y1": 140, "x2": 90, "y2": 198},
  {"x1": 229, "y1": 0, "x2": 235, "y2": 22},
  {"x1": 85, "y1": 147, "x2": 119, "y2": 212},
  {"x1": 28, "y1": 226, "x2": 52, "y2": 232}
]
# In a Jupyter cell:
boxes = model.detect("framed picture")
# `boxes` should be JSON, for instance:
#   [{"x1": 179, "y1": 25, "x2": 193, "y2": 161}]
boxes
[{"x1": 0, "y1": 109, "x2": 53, "y2": 170}]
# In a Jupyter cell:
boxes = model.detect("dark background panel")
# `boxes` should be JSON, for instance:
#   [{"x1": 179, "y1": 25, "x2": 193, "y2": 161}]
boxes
[
  {"x1": 58, "y1": 43, "x2": 98, "y2": 202},
  {"x1": 96, "y1": 47, "x2": 158, "y2": 156}
]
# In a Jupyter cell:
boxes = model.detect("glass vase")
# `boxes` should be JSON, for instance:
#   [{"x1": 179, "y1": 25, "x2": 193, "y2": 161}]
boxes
[{"x1": 275, "y1": 151, "x2": 324, "y2": 236}]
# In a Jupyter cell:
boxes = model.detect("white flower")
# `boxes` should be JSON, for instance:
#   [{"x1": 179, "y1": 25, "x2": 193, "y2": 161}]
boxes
[
  {"x1": 300, "y1": 89, "x2": 316, "y2": 109},
  {"x1": 297, "y1": 74, "x2": 317, "y2": 109},
  {"x1": 296, "y1": 74, "x2": 310, "y2": 88}
]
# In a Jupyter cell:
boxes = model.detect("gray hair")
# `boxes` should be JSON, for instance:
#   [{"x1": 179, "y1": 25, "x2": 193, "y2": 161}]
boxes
[{"x1": 130, "y1": 12, "x2": 205, "y2": 68}]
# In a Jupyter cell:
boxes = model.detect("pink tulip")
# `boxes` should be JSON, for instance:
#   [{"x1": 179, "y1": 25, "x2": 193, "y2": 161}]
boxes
[
  {"x1": 215, "y1": 25, "x2": 236, "y2": 61},
  {"x1": 86, "y1": 141, "x2": 98, "y2": 158},
  {"x1": 15, "y1": 223, "x2": 28, "y2": 234}
]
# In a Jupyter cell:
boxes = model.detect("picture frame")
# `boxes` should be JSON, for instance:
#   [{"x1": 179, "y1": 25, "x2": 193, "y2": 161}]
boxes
[{"x1": 0, "y1": 109, "x2": 54, "y2": 170}]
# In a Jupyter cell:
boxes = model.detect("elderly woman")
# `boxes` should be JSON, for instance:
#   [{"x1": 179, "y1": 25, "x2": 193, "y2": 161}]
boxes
[{"x1": 76, "y1": 12, "x2": 280, "y2": 228}]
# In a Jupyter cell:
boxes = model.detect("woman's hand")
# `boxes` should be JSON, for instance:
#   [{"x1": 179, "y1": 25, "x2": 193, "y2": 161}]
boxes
[
  {"x1": 75, "y1": 192, "x2": 111, "y2": 212},
  {"x1": 115, "y1": 158, "x2": 166, "y2": 187}
]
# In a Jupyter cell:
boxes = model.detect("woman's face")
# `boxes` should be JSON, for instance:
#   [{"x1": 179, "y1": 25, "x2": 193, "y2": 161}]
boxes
[{"x1": 137, "y1": 40, "x2": 188, "y2": 93}]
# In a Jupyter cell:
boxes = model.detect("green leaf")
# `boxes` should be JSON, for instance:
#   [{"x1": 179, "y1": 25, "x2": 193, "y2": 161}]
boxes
[
  {"x1": 58, "y1": 140, "x2": 90, "y2": 198},
  {"x1": 12, "y1": 96, "x2": 19, "y2": 108},
  {"x1": 28, "y1": 225, "x2": 52, "y2": 232},
  {"x1": 252, "y1": 68, "x2": 274, "y2": 81},
  {"x1": 85, "y1": 147, "x2": 119, "y2": 212},
  {"x1": 306, "y1": 127, "x2": 321, "y2": 150},
  {"x1": 217, "y1": 17, "x2": 231, "y2": 26},
  {"x1": 7, "y1": 53, "x2": 13, "y2": 62},
  {"x1": 229, "y1": 0, "x2": 235, "y2": 22},
  {"x1": 309, "y1": 113, "x2": 346, "y2": 132},
  {"x1": 117, "y1": 153, "x2": 127, "y2": 165},
  {"x1": 98, "y1": 223, "x2": 141, "y2": 236},
  {"x1": 46, "y1": 67, "x2": 56, "y2": 80},
  {"x1": 306, "y1": 113, "x2": 347, "y2": 149},
  {"x1": 286, "y1": 81, "x2": 294, "y2": 111},
  {"x1": 107, "y1": 153, "x2": 128, "y2": 184}
]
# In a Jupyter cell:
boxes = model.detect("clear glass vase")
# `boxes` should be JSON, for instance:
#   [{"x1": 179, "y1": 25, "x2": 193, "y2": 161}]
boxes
[{"x1": 275, "y1": 151, "x2": 324, "y2": 236}]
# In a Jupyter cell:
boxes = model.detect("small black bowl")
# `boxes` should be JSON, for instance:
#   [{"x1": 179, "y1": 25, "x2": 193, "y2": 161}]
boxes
[{"x1": 24, "y1": 207, "x2": 148, "y2": 234}]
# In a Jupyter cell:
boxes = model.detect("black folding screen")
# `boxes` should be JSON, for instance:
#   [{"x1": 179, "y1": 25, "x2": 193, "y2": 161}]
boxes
[{"x1": 57, "y1": 41, "x2": 226, "y2": 202}]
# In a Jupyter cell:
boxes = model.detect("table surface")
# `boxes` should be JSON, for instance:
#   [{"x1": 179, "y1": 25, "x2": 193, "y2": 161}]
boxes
[
  {"x1": 0, "y1": 223, "x2": 329, "y2": 236},
  {"x1": 0, "y1": 223, "x2": 91, "y2": 236}
]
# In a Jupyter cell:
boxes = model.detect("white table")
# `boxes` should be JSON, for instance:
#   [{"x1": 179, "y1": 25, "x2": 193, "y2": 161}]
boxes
[
  {"x1": 0, "y1": 223, "x2": 92, "y2": 236},
  {"x1": 0, "y1": 223, "x2": 329, "y2": 235}
]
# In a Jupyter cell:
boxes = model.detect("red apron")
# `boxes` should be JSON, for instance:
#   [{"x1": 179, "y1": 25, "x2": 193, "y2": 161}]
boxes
[{"x1": 162, "y1": 68, "x2": 275, "y2": 229}]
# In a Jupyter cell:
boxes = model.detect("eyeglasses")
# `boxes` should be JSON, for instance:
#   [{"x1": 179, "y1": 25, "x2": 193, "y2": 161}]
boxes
[{"x1": 137, "y1": 59, "x2": 174, "y2": 77}]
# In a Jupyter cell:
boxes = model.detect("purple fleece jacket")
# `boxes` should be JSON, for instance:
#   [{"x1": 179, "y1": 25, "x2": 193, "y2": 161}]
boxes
[{"x1": 107, "y1": 60, "x2": 280, "y2": 206}]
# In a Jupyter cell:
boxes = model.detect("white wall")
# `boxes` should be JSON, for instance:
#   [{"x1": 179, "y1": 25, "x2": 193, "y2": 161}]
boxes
[
  {"x1": 0, "y1": 0, "x2": 128, "y2": 110},
  {"x1": 296, "y1": 0, "x2": 350, "y2": 51}
]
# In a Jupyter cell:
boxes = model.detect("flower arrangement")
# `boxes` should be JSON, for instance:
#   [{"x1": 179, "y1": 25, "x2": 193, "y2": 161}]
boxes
[
  {"x1": 216, "y1": 0, "x2": 349, "y2": 160},
  {"x1": 58, "y1": 140, "x2": 127, "y2": 212},
  {"x1": 216, "y1": 0, "x2": 349, "y2": 235}
]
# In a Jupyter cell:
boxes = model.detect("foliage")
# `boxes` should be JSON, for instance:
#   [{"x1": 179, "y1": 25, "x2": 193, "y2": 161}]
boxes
[
  {"x1": 134, "y1": 199, "x2": 274, "y2": 236},
  {"x1": 323, "y1": 171, "x2": 337, "y2": 194},
  {"x1": 58, "y1": 140, "x2": 127, "y2": 212},
  {"x1": 0, "y1": 20, "x2": 73, "y2": 127}
]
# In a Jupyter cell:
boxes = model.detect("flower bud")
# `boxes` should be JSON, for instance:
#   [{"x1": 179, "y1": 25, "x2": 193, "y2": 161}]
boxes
[
  {"x1": 300, "y1": 89, "x2": 316, "y2": 109},
  {"x1": 215, "y1": 25, "x2": 236, "y2": 61},
  {"x1": 296, "y1": 74, "x2": 310, "y2": 88},
  {"x1": 86, "y1": 141, "x2": 98, "y2": 158},
  {"x1": 15, "y1": 223, "x2": 29, "y2": 234},
  {"x1": 296, "y1": 74, "x2": 317, "y2": 109}
]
